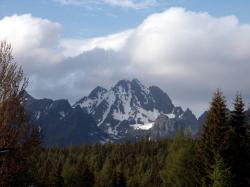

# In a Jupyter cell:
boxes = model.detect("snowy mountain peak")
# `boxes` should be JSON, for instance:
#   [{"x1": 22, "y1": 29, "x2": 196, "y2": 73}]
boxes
[
  {"x1": 131, "y1": 78, "x2": 144, "y2": 87},
  {"x1": 184, "y1": 108, "x2": 193, "y2": 115},
  {"x1": 88, "y1": 86, "x2": 107, "y2": 99},
  {"x1": 115, "y1": 79, "x2": 131, "y2": 87},
  {"x1": 74, "y1": 79, "x2": 186, "y2": 137},
  {"x1": 74, "y1": 86, "x2": 108, "y2": 113}
]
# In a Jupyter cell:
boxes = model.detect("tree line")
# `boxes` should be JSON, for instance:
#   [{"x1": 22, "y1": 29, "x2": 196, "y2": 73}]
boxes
[{"x1": 1, "y1": 41, "x2": 250, "y2": 186}]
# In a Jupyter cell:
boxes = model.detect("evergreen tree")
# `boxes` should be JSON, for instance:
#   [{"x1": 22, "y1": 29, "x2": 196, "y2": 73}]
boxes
[
  {"x1": 210, "y1": 154, "x2": 232, "y2": 187},
  {"x1": 77, "y1": 161, "x2": 94, "y2": 187},
  {"x1": 160, "y1": 130, "x2": 195, "y2": 187},
  {"x1": 195, "y1": 90, "x2": 228, "y2": 186},
  {"x1": 223, "y1": 94, "x2": 249, "y2": 186},
  {"x1": 98, "y1": 157, "x2": 117, "y2": 187},
  {"x1": 246, "y1": 105, "x2": 250, "y2": 185},
  {"x1": 61, "y1": 158, "x2": 77, "y2": 187},
  {"x1": 115, "y1": 170, "x2": 127, "y2": 187},
  {"x1": 61, "y1": 159, "x2": 93, "y2": 187}
]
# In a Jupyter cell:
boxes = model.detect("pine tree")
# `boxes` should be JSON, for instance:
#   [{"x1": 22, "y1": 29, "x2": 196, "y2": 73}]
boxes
[
  {"x1": 210, "y1": 154, "x2": 232, "y2": 187},
  {"x1": 246, "y1": 105, "x2": 250, "y2": 185},
  {"x1": 223, "y1": 94, "x2": 249, "y2": 186},
  {"x1": 195, "y1": 89, "x2": 228, "y2": 186},
  {"x1": 160, "y1": 130, "x2": 196, "y2": 187},
  {"x1": 77, "y1": 161, "x2": 94, "y2": 187},
  {"x1": 61, "y1": 157, "x2": 76, "y2": 187},
  {"x1": 98, "y1": 157, "x2": 117, "y2": 187}
]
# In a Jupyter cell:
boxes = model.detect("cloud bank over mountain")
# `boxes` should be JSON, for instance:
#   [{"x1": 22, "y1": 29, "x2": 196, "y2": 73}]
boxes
[{"x1": 1, "y1": 7, "x2": 250, "y2": 115}]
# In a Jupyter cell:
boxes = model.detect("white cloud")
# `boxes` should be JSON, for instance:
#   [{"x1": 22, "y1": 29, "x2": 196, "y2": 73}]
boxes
[
  {"x1": 54, "y1": 0, "x2": 92, "y2": 6},
  {"x1": 54, "y1": 0, "x2": 157, "y2": 9},
  {"x1": 60, "y1": 30, "x2": 134, "y2": 57},
  {"x1": 103, "y1": 0, "x2": 157, "y2": 9},
  {"x1": 127, "y1": 8, "x2": 250, "y2": 73},
  {"x1": 1, "y1": 8, "x2": 250, "y2": 115},
  {"x1": 0, "y1": 14, "x2": 63, "y2": 69}
]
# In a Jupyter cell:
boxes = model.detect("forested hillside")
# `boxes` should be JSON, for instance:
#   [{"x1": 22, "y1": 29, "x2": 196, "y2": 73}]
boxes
[
  {"x1": 26, "y1": 90, "x2": 250, "y2": 187},
  {"x1": 29, "y1": 140, "x2": 169, "y2": 187}
]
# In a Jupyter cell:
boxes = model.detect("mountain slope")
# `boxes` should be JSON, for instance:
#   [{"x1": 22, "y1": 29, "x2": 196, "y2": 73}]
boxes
[
  {"x1": 24, "y1": 92, "x2": 109, "y2": 146},
  {"x1": 150, "y1": 108, "x2": 199, "y2": 139}
]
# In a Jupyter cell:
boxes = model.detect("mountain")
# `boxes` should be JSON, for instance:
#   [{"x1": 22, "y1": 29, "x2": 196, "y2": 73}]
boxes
[
  {"x1": 23, "y1": 92, "x2": 109, "y2": 146},
  {"x1": 74, "y1": 79, "x2": 201, "y2": 139},
  {"x1": 23, "y1": 79, "x2": 202, "y2": 145}
]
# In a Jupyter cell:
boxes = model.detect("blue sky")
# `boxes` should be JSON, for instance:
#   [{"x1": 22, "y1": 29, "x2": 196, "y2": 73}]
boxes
[
  {"x1": 1, "y1": 0, "x2": 250, "y2": 38},
  {"x1": 0, "y1": 0, "x2": 250, "y2": 115}
]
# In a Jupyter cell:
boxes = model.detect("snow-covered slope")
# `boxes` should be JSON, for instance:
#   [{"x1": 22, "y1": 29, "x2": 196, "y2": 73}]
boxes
[{"x1": 74, "y1": 79, "x2": 195, "y2": 138}]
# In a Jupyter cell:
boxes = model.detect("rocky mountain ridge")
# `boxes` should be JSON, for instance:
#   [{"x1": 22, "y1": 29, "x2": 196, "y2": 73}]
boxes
[
  {"x1": 74, "y1": 79, "x2": 201, "y2": 140},
  {"x1": 24, "y1": 79, "x2": 203, "y2": 146},
  {"x1": 24, "y1": 92, "x2": 109, "y2": 146}
]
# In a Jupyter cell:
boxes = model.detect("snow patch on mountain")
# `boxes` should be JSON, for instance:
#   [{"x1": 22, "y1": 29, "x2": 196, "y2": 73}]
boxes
[
  {"x1": 35, "y1": 111, "x2": 41, "y2": 120},
  {"x1": 136, "y1": 108, "x2": 160, "y2": 123},
  {"x1": 59, "y1": 111, "x2": 66, "y2": 118},
  {"x1": 112, "y1": 84, "x2": 133, "y2": 121},
  {"x1": 131, "y1": 123, "x2": 154, "y2": 130},
  {"x1": 166, "y1": 113, "x2": 175, "y2": 119},
  {"x1": 97, "y1": 91, "x2": 116, "y2": 126},
  {"x1": 79, "y1": 99, "x2": 95, "y2": 112}
]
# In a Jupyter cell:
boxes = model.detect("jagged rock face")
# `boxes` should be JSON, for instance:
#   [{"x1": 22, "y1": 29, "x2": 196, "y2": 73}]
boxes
[
  {"x1": 24, "y1": 92, "x2": 109, "y2": 146},
  {"x1": 151, "y1": 114, "x2": 177, "y2": 138},
  {"x1": 150, "y1": 109, "x2": 199, "y2": 139},
  {"x1": 74, "y1": 79, "x2": 198, "y2": 138}
]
